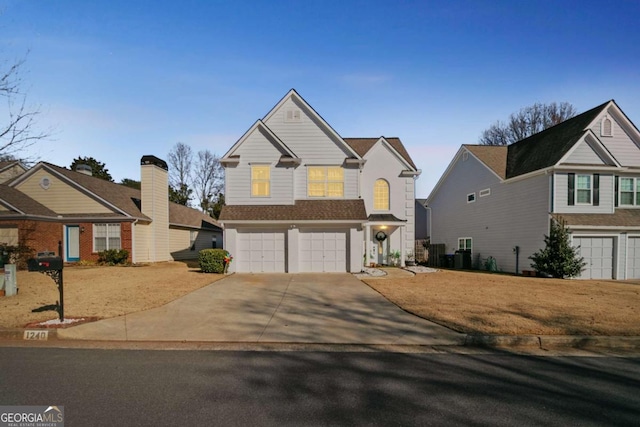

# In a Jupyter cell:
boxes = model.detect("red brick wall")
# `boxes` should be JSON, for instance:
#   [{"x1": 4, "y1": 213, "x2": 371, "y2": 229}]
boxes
[{"x1": 0, "y1": 219, "x2": 133, "y2": 264}]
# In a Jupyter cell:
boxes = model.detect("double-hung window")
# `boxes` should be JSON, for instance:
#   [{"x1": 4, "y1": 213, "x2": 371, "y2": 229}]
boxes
[
  {"x1": 308, "y1": 166, "x2": 344, "y2": 197},
  {"x1": 576, "y1": 175, "x2": 592, "y2": 204},
  {"x1": 251, "y1": 165, "x2": 270, "y2": 197},
  {"x1": 93, "y1": 223, "x2": 121, "y2": 252},
  {"x1": 568, "y1": 173, "x2": 599, "y2": 206},
  {"x1": 619, "y1": 177, "x2": 640, "y2": 206}
]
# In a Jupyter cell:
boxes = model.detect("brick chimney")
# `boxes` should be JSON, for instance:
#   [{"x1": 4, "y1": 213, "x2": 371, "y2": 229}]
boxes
[{"x1": 140, "y1": 155, "x2": 170, "y2": 262}]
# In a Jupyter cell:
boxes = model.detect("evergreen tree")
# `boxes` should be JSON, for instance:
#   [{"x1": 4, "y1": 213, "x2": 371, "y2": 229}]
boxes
[{"x1": 530, "y1": 218, "x2": 586, "y2": 278}]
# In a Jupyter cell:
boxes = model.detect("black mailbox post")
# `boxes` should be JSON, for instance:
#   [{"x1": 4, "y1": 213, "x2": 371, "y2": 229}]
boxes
[{"x1": 28, "y1": 255, "x2": 64, "y2": 320}]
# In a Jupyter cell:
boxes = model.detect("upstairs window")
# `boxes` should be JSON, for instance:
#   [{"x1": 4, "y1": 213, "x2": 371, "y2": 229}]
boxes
[
  {"x1": 576, "y1": 175, "x2": 592, "y2": 204},
  {"x1": 619, "y1": 177, "x2": 640, "y2": 206},
  {"x1": 467, "y1": 192, "x2": 476, "y2": 203},
  {"x1": 94, "y1": 223, "x2": 121, "y2": 252},
  {"x1": 251, "y1": 165, "x2": 270, "y2": 197},
  {"x1": 568, "y1": 173, "x2": 599, "y2": 206},
  {"x1": 373, "y1": 179, "x2": 390, "y2": 210},
  {"x1": 308, "y1": 166, "x2": 344, "y2": 197}
]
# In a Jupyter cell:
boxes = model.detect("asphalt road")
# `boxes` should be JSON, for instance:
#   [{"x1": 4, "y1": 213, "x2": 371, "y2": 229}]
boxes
[{"x1": 0, "y1": 348, "x2": 638, "y2": 426}]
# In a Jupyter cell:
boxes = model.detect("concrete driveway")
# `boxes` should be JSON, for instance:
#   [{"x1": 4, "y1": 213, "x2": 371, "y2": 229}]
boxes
[{"x1": 58, "y1": 273, "x2": 464, "y2": 345}]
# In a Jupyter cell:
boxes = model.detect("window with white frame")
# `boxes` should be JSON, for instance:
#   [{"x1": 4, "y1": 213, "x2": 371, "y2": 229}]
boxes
[
  {"x1": 479, "y1": 188, "x2": 491, "y2": 197},
  {"x1": 576, "y1": 175, "x2": 592, "y2": 204},
  {"x1": 93, "y1": 223, "x2": 121, "y2": 252},
  {"x1": 251, "y1": 165, "x2": 270, "y2": 197},
  {"x1": 458, "y1": 237, "x2": 472, "y2": 251},
  {"x1": 467, "y1": 192, "x2": 476, "y2": 203},
  {"x1": 601, "y1": 116, "x2": 613, "y2": 137},
  {"x1": 373, "y1": 179, "x2": 390, "y2": 210},
  {"x1": 308, "y1": 166, "x2": 344, "y2": 197},
  {"x1": 619, "y1": 177, "x2": 640, "y2": 206}
]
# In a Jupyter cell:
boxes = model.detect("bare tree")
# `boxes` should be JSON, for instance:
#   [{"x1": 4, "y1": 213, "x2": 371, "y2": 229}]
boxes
[
  {"x1": 1, "y1": 55, "x2": 49, "y2": 160},
  {"x1": 167, "y1": 142, "x2": 193, "y2": 205},
  {"x1": 192, "y1": 149, "x2": 224, "y2": 214},
  {"x1": 479, "y1": 102, "x2": 577, "y2": 145}
]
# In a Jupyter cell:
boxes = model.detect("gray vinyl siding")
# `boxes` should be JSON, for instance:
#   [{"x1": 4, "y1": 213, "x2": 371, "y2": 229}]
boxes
[
  {"x1": 224, "y1": 127, "x2": 294, "y2": 205},
  {"x1": 564, "y1": 141, "x2": 606, "y2": 164},
  {"x1": 429, "y1": 152, "x2": 550, "y2": 274},
  {"x1": 554, "y1": 172, "x2": 614, "y2": 214},
  {"x1": 590, "y1": 115, "x2": 640, "y2": 166},
  {"x1": 264, "y1": 97, "x2": 352, "y2": 163}
]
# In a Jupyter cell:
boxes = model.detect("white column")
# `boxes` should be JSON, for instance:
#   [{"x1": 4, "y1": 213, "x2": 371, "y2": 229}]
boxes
[
  {"x1": 365, "y1": 224, "x2": 371, "y2": 267},
  {"x1": 400, "y1": 225, "x2": 406, "y2": 267}
]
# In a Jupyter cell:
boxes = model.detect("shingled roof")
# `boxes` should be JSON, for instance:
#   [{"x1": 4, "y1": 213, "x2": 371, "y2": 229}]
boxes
[
  {"x1": 343, "y1": 137, "x2": 417, "y2": 170},
  {"x1": 7, "y1": 163, "x2": 221, "y2": 230},
  {"x1": 555, "y1": 210, "x2": 640, "y2": 228},
  {"x1": 505, "y1": 101, "x2": 610, "y2": 178},
  {"x1": 463, "y1": 101, "x2": 611, "y2": 180},
  {"x1": 219, "y1": 200, "x2": 367, "y2": 222},
  {"x1": 464, "y1": 145, "x2": 508, "y2": 179}
]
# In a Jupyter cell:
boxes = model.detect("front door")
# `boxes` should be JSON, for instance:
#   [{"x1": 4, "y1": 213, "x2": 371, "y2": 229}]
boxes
[{"x1": 66, "y1": 225, "x2": 80, "y2": 262}]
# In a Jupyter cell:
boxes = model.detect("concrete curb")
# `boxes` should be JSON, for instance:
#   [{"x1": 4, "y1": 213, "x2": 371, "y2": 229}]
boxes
[
  {"x1": 464, "y1": 335, "x2": 640, "y2": 350},
  {"x1": 2, "y1": 327, "x2": 639, "y2": 351}
]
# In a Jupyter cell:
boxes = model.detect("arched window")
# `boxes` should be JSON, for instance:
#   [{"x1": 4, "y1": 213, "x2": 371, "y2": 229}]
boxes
[
  {"x1": 374, "y1": 179, "x2": 389, "y2": 210},
  {"x1": 601, "y1": 116, "x2": 613, "y2": 137}
]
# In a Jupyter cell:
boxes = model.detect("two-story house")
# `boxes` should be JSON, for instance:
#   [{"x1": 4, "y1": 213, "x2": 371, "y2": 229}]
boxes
[
  {"x1": 427, "y1": 100, "x2": 640, "y2": 279},
  {"x1": 219, "y1": 89, "x2": 421, "y2": 273}
]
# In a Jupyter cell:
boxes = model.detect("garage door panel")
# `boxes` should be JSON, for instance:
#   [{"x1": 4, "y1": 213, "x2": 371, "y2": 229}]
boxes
[
  {"x1": 238, "y1": 231, "x2": 285, "y2": 273},
  {"x1": 574, "y1": 236, "x2": 614, "y2": 280},
  {"x1": 300, "y1": 231, "x2": 347, "y2": 273}
]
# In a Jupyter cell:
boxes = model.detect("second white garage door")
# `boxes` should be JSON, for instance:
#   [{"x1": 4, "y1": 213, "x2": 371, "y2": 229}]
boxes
[
  {"x1": 627, "y1": 237, "x2": 640, "y2": 279},
  {"x1": 299, "y1": 231, "x2": 346, "y2": 272},
  {"x1": 574, "y1": 236, "x2": 614, "y2": 280},
  {"x1": 237, "y1": 231, "x2": 285, "y2": 273}
]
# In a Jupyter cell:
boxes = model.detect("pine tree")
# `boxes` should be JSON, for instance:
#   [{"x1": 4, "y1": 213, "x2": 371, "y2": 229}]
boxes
[{"x1": 529, "y1": 218, "x2": 586, "y2": 278}]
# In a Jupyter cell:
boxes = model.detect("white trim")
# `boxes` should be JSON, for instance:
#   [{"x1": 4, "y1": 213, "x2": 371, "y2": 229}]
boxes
[
  {"x1": 262, "y1": 89, "x2": 362, "y2": 159},
  {"x1": 222, "y1": 119, "x2": 298, "y2": 160},
  {"x1": 467, "y1": 192, "x2": 476, "y2": 203},
  {"x1": 601, "y1": 115, "x2": 614, "y2": 137},
  {"x1": 9, "y1": 163, "x2": 135, "y2": 218},
  {"x1": 458, "y1": 237, "x2": 472, "y2": 251},
  {"x1": 479, "y1": 188, "x2": 491, "y2": 197}
]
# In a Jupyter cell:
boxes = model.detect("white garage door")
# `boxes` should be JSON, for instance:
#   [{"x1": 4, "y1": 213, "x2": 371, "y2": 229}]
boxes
[
  {"x1": 300, "y1": 231, "x2": 346, "y2": 272},
  {"x1": 627, "y1": 237, "x2": 640, "y2": 279},
  {"x1": 237, "y1": 231, "x2": 285, "y2": 273},
  {"x1": 574, "y1": 237, "x2": 614, "y2": 280}
]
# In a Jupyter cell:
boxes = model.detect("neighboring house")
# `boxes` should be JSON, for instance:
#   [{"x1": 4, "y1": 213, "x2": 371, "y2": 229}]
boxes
[
  {"x1": 0, "y1": 160, "x2": 28, "y2": 183},
  {"x1": 427, "y1": 100, "x2": 640, "y2": 279},
  {"x1": 0, "y1": 155, "x2": 222, "y2": 264},
  {"x1": 415, "y1": 198, "x2": 428, "y2": 240},
  {"x1": 219, "y1": 89, "x2": 421, "y2": 273}
]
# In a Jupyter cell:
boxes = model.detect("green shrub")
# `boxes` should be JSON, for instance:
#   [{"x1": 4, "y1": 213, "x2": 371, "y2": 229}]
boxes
[
  {"x1": 98, "y1": 249, "x2": 130, "y2": 265},
  {"x1": 199, "y1": 249, "x2": 230, "y2": 273}
]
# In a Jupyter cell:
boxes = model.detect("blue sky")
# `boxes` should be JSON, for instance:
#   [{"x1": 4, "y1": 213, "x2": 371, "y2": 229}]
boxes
[{"x1": 2, "y1": 0, "x2": 639, "y2": 197}]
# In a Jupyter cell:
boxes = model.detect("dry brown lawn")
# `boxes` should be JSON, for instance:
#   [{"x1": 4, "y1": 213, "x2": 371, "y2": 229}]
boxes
[
  {"x1": 364, "y1": 269, "x2": 640, "y2": 336},
  {"x1": 0, "y1": 261, "x2": 225, "y2": 328}
]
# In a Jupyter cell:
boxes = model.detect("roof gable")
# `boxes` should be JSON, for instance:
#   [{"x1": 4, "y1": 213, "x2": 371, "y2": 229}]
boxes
[
  {"x1": 222, "y1": 119, "x2": 298, "y2": 161},
  {"x1": 344, "y1": 137, "x2": 418, "y2": 171},
  {"x1": 262, "y1": 89, "x2": 361, "y2": 160},
  {"x1": 0, "y1": 184, "x2": 57, "y2": 217},
  {"x1": 558, "y1": 130, "x2": 619, "y2": 167}
]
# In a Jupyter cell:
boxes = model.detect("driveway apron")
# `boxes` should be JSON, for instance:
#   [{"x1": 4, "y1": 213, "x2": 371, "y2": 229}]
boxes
[{"x1": 58, "y1": 273, "x2": 464, "y2": 345}]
